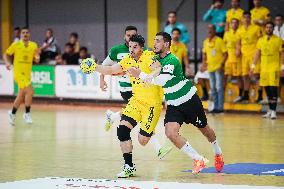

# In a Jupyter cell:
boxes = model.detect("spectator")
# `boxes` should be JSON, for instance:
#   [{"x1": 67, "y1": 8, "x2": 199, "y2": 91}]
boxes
[
  {"x1": 69, "y1": 32, "x2": 80, "y2": 53},
  {"x1": 164, "y1": 11, "x2": 190, "y2": 44},
  {"x1": 251, "y1": 21, "x2": 283, "y2": 119},
  {"x1": 62, "y1": 43, "x2": 79, "y2": 65},
  {"x1": 194, "y1": 64, "x2": 210, "y2": 101},
  {"x1": 225, "y1": 0, "x2": 244, "y2": 31},
  {"x1": 202, "y1": 24, "x2": 228, "y2": 113},
  {"x1": 39, "y1": 28, "x2": 59, "y2": 63},
  {"x1": 55, "y1": 54, "x2": 64, "y2": 65},
  {"x1": 236, "y1": 11, "x2": 262, "y2": 103},
  {"x1": 203, "y1": 0, "x2": 227, "y2": 38},
  {"x1": 13, "y1": 27, "x2": 20, "y2": 42},
  {"x1": 273, "y1": 14, "x2": 284, "y2": 40},
  {"x1": 251, "y1": 0, "x2": 270, "y2": 33},
  {"x1": 170, "y1": 28, "x2": 190, "y2": 76},
  {"x1": 78, "y1": 46, "x2": 92, "y2": 64}
]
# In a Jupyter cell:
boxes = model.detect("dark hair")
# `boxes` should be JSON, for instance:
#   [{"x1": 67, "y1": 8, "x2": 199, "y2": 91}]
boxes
[
  {"x1": 168, "y1": 11, "x2": 177, "y2": 16},
  {"x1": 80, "y1": 46, "x2": 88, "y2": 52},
  {"x1": 47, "y1": 28, "x2": 53, "y2": 34},
  {"x1": 156, "y1": 32, "x2": 172, "y2": 46},
  {"x1": 275, "y1": 14, "x2": 284, "y2": 19},
  {"x1": 129, "y1": 34, "x2": 145, "y2": 47},
  {"x1": 14, "y1": 27, "x2": 20, "y2": 31},
  {"x1": 70, "y1": 32, "x2": 78, "y2": 39},
  {"x1": 231, "y1": 18, "x2": 239, "y2": 23},
  {"x1": 125, "y1": 25, "x2": 137, "y2": 33},
  {"x1": 172, "y1": 28, "x2": 181, "y2": 34},
  {"x1": 243, "y1": 11, "x2": 251, "y2": 16},
  {"x1": 65, "y1": 42, "x2": 74, "y2": 48},
  {"x1": 265, "y1": 21, "x2": 275, "y2": 28},
  {"x1": 20, "y1": 27, "x2": 29, "y2": 32},
  {"x1": 213, "y1": 0, "x2": 224, "y2": 4}
]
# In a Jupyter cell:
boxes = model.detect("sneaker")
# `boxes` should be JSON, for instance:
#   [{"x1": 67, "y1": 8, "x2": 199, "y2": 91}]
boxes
[
  {"x1": 215, "y1": 154, "x2": 224, "y2": 173},
  {"x1": 23, "y1": 113, "x2": 33, "y2": 124},
  {"x1": 8, "y1": 110, "x2": 16, "y2": 125},
  {"x1": 158, "y1": 146, "x2": 173, "y2": 160},
  {"x1": 117, "y1": 164, "x2": 136, "y2": 178},
  {"x1": 233, "y1": 96, "x2": 243, "y2": 103},
  {"x1": 270, "y1": 111, "x2": 277, "y2": 120},
  {"x1": 105, "y1": 110, "x2": 114, "y2": 131},
  {"x1": 262, "y1": 111, "x2": 271, "y2": 118},
  {"x1": 192, "y1": 158, "x2": 209, "y2": 174}
]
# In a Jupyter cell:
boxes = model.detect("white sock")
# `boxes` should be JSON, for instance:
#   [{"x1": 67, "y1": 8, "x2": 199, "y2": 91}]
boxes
[
  {"x1": 211, "y1": 139, "x2": 222, "y2": 155},
  {"x1": 181, "y1": 141, "x2": 203, "y2": 160},
  {"x1": 150, "y1": 135, "x2": 161, "y2": 154}
]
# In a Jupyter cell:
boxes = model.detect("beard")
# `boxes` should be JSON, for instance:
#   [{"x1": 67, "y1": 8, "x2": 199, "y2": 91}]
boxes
[{"x1": 154, "y1": 48, "x2": 163, "y2": 54}]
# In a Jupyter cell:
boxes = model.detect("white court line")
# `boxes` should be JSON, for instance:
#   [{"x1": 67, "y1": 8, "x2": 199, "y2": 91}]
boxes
[{"x1": 0, "y1": 177, "x2": 283, "y2": 189}]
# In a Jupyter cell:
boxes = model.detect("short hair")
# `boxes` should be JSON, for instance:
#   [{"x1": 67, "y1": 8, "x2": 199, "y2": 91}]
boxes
[
  {"x1": 70, "y1": 32, "x2": 78, "y2": 39},
  {"x1": 47, "y1": 28, "x2": 53, "y2": 34},
  {"x1": 275, "y1": 14, "x2": 284, "y2": 19},
  {"x1": 156, "y1": 32, "x2": 172, "y2": 46},
  {"x1": 65, "y1": 42, "x2": 74, "y2": 48},
  {"x1": 80, "y1": 46, "x2": 88, "y2": 52},
  {"x1": 172, "y1": 28, "x2": 181, "y2": 34},
  {"x1": 231, "y1": 18, "x2": 239, "y2": 23},
  {"x1": 213, "y1": 0, "x2": 224, "y2": 4},
  {"x1": 129, "y1": 34, "x2": 145, "y2": 47},
  {"x1": 20, "y1": 27, "x2": 29, "y2": 32},
  {"x1": 243, "y1": 11, "x2": 251, "y2": 16},
  {"x1": 208, "y1": 24, "x2": 216, "y2": 31},
  {"x1": 14, "y1": 27, "x2": 20, "y2": 31},
  {"x1": 168, "y1": 11, "x2": 177, "y2": 16},
  {"x1": 125, "y1": 25, "x2": 137, "y2": 33},
  {"x1": 265, "y1": 21, "x2": 275, "y2": 28}
]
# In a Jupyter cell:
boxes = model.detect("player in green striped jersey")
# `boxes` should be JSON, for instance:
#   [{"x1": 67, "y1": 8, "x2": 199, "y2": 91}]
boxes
[{"x1": 128, "y1": 32, "x2": 224, "y2": 174}]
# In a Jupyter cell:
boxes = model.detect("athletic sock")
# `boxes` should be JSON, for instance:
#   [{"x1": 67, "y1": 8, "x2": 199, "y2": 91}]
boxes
[
  {"x1": 239, "y1": 88, "x2": 243, "y2": 97},
  {"x1": 12, "y1": 107, "x2": 17, "y2": 114},
  {"x1": 211, "y1": 139, "x2": 222, "y2": 155},
  {"x1": 123, "y1": 152, "x2": 133, "y2": 167},
  {"x1": 181, "y1": 141, "x2": 203, "y2": 160},
  {"x1": 150, "y1": 135, "x2": 161, "y2": 154},
  {"x1": 25, "y1": 106, "x2": 31, "y2": 113},
  {"x1": 244, "y1": 90, "x2": 249, "y2": 99},
  {"x1": 112, "y1": 111, "x2": 121, "y2": 120},
  {"x1": 258, "y1": 89, "x2": 263, "y2": 100}
]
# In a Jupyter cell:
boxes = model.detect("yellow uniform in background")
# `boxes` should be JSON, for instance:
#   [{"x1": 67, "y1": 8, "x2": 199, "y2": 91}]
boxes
[
  {"x1": 223, "y1": 30, "x2": 241, "y2": 76},
  {"x1": 237, "y1": 25, "x2": 262, "y2": 75},
  {"x1": 257, "y1": 35, "x2": 283, "y2": 86},
  {"x1": 203, "y1": 36, "x2": 227, "y2": 72},
  {"x1": 251, "y1": 6, "x2": 270, "y2": 34},
  {"x1": 5, "y1": 40, "x2": 38, "y2": 88},
  {"x1": 170, "y1": 41, "x2": 187, "y2": 64},
  {"x1": 226, "y1": 8, "x2": 244, "y2": 27},
  {"x1": 119, "y1": 50, "x2": 163, "y2": 135}
]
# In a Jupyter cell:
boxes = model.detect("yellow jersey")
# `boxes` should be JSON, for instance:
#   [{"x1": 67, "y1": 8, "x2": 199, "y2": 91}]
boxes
[
  {"x1": 223, "y1": 30, "x2": 240, "y2": 63},
  {"x1": 203, "y1": 36, "x2": 227, "y2": 72},
  {"x1": 226, "y1": 8, "x2": 244, "y2": 24},
  {"x1": 237, "y1": 25, "x2": 261, "y2": 56},
  {"x1": 251, "y1": 6, "x2": 270, "y2": 26},
  {"x1": 257, "y1": 35, "x2": 283, "y2": 72},
  {"x1": 170, "y1": 41, "x2": 187, "y2": 64},
  {"x1": 119, "y1": 50, "x2": 163, "y2": 105},
  {"x1": 5, "y1": 40, "x2": 38, "y2": 78}
]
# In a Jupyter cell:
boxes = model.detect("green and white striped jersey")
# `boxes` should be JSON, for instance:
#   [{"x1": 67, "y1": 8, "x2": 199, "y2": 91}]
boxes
[
  {"x1": 108, "y1": 44, "x2": 132, "y2": 92},
  {"x1": 156, "y1": 52, "x2": 197, "y2": 106}
]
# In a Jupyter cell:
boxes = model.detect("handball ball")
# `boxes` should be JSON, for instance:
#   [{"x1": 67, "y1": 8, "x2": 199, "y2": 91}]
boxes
[{"x1": 80, "y1": 58, "x2": 97, "y2": 74}]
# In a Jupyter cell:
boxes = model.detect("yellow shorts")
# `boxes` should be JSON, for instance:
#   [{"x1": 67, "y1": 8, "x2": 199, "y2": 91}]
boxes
[
  {"x1": 260, "y1": 71, "x2": 280, "y2": 87},
  {"x1": 225, "y1": 61, "x2": 242, "y2": 76},
  {"x1": 122, "y1": 97, "x2": 162, "y2": 135},
  {"x1": 242, "y1": 55, "x2": 260, "y2": 76},
  {"x1": 14, "y1": 74, "x2": 31, "y2": 89}
]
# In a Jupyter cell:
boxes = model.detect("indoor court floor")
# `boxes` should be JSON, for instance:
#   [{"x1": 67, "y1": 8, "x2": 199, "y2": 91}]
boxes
[{"x1": 0, "y1": 102, "x2": 284, "y2": 189}]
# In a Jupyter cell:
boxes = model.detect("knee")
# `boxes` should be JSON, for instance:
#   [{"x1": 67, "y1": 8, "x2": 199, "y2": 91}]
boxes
[
  {"x1": 165, "y1": 128, "x2": 177, "y2": 141},
  {"x1": 138, "y1": 137, "x2": 149, "y2": 146},
  {"x1": 117, "y1": 125, "x2": 131, "y2": 142}
]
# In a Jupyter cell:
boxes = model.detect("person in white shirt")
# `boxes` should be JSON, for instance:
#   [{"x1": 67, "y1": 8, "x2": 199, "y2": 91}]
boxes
[
  {"x1": 273, "y1": 14, "x2": 284, "y2": 40},
  {"x1": 39, "y1": 28, "x2": 59, "y2": 63},
  {"x1": 13, "y1": 27, "x2": 20, "y2": 42}
]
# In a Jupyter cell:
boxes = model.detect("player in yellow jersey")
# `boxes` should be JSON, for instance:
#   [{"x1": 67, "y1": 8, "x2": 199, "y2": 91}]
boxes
[
  {"x1": 224, "y1": 18, "x2": 243, "y2": 102},
  {"x1": 83, "y1": 35, "x2": 171, "y2": 178},
  {"x1": 251, "y1": 0, "x2": 270, "y2": 34},
  {"x1": 236, "y1": 11, "x2": 262, "y2": 102},
  {"x1": 225, "y1": 0, "x2": 244, "y2": 31},
  {"x1": 251, "y1": 22, "x2": 284, "y2": 119},
  {"x1": 3, "y1": 27, "x2": 40, "y2": 125}
]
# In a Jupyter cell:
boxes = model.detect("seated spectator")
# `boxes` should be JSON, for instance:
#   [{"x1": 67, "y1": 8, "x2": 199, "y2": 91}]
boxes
[
  {"x1": 39, "y1": 28, "x2": 59, "y2": 63},
  {"x1": 203, "y1": 0, "x2": 227, "y2": 38},
  {"x1": 62, "y1": 43, "x2": 79, "y2": 65},
  {"x1": 195, "y1": 63, "x2": 210, "y2": 101},
  {"x1": 55, "y1": 54, "x2": 64, "y2": 65},
  {"x1": 69, "y1": 32, "x2": 80, "y2": 53},
  {"x1": 78, "y1": 46, "x2": 92, "y2": 64},
  {"x1": 164, "y1": 11, "x2": 190, "y2": 44},
  {"x1": 13, "y1": 27, "x2": 20, "y2": 42}
]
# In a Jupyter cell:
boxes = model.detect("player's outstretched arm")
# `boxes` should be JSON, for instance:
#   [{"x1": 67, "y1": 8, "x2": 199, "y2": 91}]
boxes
[
  {"x1": 3, "y1": 53, "x2": 12, "y2": 70},
  {"x1": 96, "y1": 63, "x2": 123, "y2": 76}
]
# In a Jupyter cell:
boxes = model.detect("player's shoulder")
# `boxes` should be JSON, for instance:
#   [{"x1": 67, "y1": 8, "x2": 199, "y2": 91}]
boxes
[
  {"x1": 110, "y1": 43, "x2": 128, "y2": 53},
  {"x1": 29, "y1": 41, "x2": 38, "y2": 48},
  {"x1": 261, "y1": 6, "x2": 270, "y2": 13},
  {"x1": 167, "y1": 53, "x2": 180, "y2": 65}
]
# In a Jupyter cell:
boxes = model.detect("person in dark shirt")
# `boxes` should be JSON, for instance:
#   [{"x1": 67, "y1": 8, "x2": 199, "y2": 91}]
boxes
[{"x1": 62, "y1": 43, "x2": 79, "y2": 65}]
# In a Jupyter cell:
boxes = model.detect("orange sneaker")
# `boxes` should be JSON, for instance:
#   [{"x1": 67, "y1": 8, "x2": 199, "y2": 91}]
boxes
[
  {"x1": 215, "y1": 154, "x2": 224, "y2": 172},
  {"x1": 192, "y1": 158, "x2": 209, "y2": 174}
]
